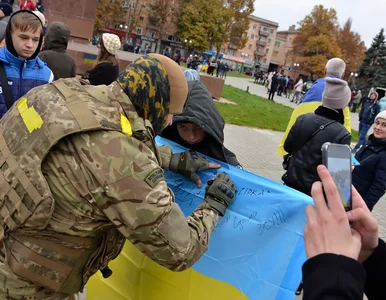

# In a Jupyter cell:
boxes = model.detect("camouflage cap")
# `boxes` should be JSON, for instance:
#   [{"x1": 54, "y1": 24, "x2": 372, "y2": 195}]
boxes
[
  {"x1": 149, "y1": 54, "x2": 188, "y2": 114},
  {"x1": 116, "y1": 55, "x2": 170, "y2": 135}
]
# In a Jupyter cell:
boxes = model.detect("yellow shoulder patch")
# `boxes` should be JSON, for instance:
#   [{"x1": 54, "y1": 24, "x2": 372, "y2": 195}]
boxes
[
  {"x1": 17, "y1": 97, "x2": 43, "y2": 133},
  {"x1": 120, "y1": 113, "x2": 133, "y2": 136}
]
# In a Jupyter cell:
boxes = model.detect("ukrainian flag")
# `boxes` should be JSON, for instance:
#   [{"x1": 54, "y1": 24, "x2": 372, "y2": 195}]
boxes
[
  {"x1": 87, "y1": 137, "x2": 312, "y2": 300},
  {"x1": 278, "y1": 77, "x2": 352, "y2": 157},
  {"x1": 83, "y1": 53, "x2": 97, "y2": 66}
]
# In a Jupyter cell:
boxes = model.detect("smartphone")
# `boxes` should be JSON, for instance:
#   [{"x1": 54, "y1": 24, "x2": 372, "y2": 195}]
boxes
[{"x1": 321, "y1": 143, "x2": 352, "y2": 211}]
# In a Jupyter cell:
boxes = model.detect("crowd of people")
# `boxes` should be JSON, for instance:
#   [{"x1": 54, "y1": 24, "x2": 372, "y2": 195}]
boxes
[{"x1": 0, "y1": 3, "x2": 382, "y2": 300}]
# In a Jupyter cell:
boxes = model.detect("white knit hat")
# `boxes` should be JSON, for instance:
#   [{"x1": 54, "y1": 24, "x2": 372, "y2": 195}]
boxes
[
  {"x1": 376, "y1": 111, "x2": 386, "y2": 121},
  {"x1": 322, "y1": 77, "x2": 351, "y2": 109},
  {"x1": 101, "y1": 33, "x2": 121, "y2": 55}
]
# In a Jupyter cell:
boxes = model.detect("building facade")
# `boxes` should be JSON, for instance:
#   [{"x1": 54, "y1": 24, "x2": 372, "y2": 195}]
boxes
[
  {"x1": 221, "y1": 16, "x2": 279, "y2": 72},
  {"x1": 99, "y1": 0, "x2": 187, "y2": 56}
]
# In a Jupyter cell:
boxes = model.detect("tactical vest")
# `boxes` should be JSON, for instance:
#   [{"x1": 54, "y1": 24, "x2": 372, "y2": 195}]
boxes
[{"x1": 0, "y1": 78, "x2": 158, "y2": 295}]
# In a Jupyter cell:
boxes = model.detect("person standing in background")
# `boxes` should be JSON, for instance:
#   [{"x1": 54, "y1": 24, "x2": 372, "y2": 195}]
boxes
[
  {"x1": 82, "y1": 33, "x2": 121, "y2": 86},
  {"x1": 39, "y1": 22, "x2": 76, "y2": 79}
]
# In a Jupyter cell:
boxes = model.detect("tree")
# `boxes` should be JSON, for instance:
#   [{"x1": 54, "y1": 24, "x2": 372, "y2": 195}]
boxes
[
  {"x1": 126, "y1": 0, "x2": 149, "y2": 37},
  {"x1": 291, "y1": 5, "x2": 342, "y2": 78},
  {"x1": 338, "y1": 18, "x2": 366, "y2": 80},
  {"x1": 94, "y1": 0, "x2": 124, "y2": 31},
  {"x1": 178, "y1": 0, "x2": 253, "y2": 56},
  {"x1": 148, "y1": 0, "x2": 181, "y2": 53},
  {"x1": 358, "y1": 28, "x2": 386, "y2": 93},
  {"x1": 177, "y1": 0, "x2": 225, "y2": 52},
  {"x1": 220, "y1": 0, "x2": 254, "y2": 56}
]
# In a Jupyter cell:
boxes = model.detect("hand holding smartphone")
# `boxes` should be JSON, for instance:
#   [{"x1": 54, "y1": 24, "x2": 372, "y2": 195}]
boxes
[{"x1": 321, "y1": 143, "x2": 352, "y2": 211}]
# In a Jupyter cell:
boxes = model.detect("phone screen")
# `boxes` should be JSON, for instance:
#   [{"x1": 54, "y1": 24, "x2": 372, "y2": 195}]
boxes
[{"x1": 327, "y1": 157, "x2": 351, "y2": 209}]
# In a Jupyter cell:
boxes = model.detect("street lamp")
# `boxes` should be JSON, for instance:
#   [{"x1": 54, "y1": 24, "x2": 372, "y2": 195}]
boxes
[
  {"x1": 119, "y1": 24, "x2": 123, "y2": 29},
  {"x1": 350, "y1": 72, "x2": 359, "y2": 89},
  {"x1": 293, "y1": 63, "x2": 300, "y2": 74}
]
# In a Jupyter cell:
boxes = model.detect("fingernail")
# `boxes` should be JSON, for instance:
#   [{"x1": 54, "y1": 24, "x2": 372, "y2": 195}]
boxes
[{"x1": 346, "y1": 211, "x2": 352, "y2": 218}]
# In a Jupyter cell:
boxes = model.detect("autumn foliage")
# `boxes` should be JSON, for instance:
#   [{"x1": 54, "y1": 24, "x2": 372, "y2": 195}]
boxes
[{"x1": 291, "y1": 5, "x2": 366, "y2": 78}]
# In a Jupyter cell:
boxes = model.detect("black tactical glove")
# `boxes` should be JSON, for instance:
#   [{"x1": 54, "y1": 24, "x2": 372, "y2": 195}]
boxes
[
  {"x1": 169, "y1": 150, "x2": 209, "y2": 183},
  {"x1": 205, "y1": 172, "x2": 236, "y2": 216}
]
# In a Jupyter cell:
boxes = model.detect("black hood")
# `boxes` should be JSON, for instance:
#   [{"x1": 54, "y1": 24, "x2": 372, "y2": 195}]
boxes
[
  {"x1": 5, "y1": 10, "x2": 44, "y2": 60},
  {"x1": 161, "y1": 81, "x2": 240, "y2": 165},
  {"x1": 43, "y1": 22, "x2": 70, "y2": 51}
]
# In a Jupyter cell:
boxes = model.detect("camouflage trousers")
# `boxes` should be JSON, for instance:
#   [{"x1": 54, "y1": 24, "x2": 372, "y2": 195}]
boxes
[{"x1": 0, "y1": 259, "x2": 75, "y2": 300}]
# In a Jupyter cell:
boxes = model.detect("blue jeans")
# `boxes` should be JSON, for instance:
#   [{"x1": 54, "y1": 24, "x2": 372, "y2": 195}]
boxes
[{"x1": 354, "y1": 122, "x2": 371, "y2": 151}]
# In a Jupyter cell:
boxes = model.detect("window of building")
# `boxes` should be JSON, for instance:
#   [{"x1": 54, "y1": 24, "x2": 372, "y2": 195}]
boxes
[
  {"x1": 261, "y1": 26, "x2": 270, "y2": 32},
  {"x1": 263, "y1": 58, "x2": 267, "y2": 63},
  {"x1": 248, "y1": 44, "x2": 252, "y2": 50},
  {"x1": 275, "y1": 41, "x2": 281, "y2": 47},
  {"x1": 147, "y1": 31, "x2": 155, "y2": 38},
  {"x1": 228, "y1": 50, "x2": 234, "y2": 56},
  {"x1": 242, "y1": 32, "x2": 248, "y2": 38},
  {"x1": 272, "y1": 50, "x2": 279, "y2": 58},
  {"x1": 251, "y1": 34, "x2": 254, "y2": 39},
  {"x1": 265, "y1": 48, "x2": 269, "y2": 53},
  {"x1": 259, "y1": 36, "x2": 266, "y2": 42},
  {"x1": 122, "y1": 1, "x2": 129, "y2": 8},
  {"x1": 253, "y1": 24, "x2": 257, "y2": 30},
  {"x1": 130, "y1": 1, "x2": 136, "y2": 9},
  {"x1": 136, "y1": 27, "x2": 143, "y2": 35},
  {"x1": 221, "y1": 48, "x2": 225, "y2": 53},
  {"x1": 139, "y1": 16, "x2": 144, "y2": 23},
  {"x1": 270, "y1": 29, "x2": 274, "y2": 34},
  {"x1": 268, "y1": 38, "x2": 272, "y2": 44}
]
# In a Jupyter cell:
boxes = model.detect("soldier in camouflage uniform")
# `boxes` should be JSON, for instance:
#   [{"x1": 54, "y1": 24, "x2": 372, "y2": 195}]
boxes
[{"x1": 0, "y1": 54, "x2": 237, "y2": 299}]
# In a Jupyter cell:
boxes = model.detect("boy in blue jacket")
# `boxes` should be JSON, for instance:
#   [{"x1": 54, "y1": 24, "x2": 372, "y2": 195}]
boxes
[{"x1": 0, "y1": 10, "x2": 53, "y2": 118}]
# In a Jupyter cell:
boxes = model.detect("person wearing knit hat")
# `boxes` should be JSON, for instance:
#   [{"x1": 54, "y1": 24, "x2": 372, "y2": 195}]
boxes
[
  {"x1": 322, "y1": 77, "x2": 351, "y2": 110},
  {"x1": 82, "y1": 33, "x2": 121, "y2": 85},
  {"x1": 282, "y1": 77, "x2": 352, "y2": 196},
  {"x1": 0, "y1": 3, "x2": 12, "y2": 23},
  {"x1": 352, "y1": 91, "x2": 381, "y2": 153},
  {"x1": 352, "y1": 110, "x2": 386, "y2": 211}
]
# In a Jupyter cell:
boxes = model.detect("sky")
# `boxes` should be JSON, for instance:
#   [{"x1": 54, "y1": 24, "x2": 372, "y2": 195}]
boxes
[{"x1": 253, "y1": 0, "x2": 385, "y2": 48}]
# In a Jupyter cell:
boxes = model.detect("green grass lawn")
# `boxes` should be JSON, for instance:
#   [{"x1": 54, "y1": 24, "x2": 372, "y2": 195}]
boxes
[
  {"x1": 217, "y1": 85, "x2": 359, "y2": 142},
  {"x1": 217, "y1": 85, "x2": 293, "y2": 132}
]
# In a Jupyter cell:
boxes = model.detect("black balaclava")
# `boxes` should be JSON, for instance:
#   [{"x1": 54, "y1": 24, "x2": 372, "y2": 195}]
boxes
[{"x1": 5, "y1": 10, "x2": 44, "y2": 60}]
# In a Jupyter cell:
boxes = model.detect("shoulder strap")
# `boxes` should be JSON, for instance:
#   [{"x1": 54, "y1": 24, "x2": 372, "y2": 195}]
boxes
[
  {"x1": 293, "y1": 120, "x2": 336, "y2": 154},
  {"x1": 0, "y1": 61, "x2": 14, "y2": 110}
]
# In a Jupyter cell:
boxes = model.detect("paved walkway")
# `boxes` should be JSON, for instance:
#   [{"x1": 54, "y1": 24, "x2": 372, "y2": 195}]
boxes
[{"x1": 224, "y1": 76, "x2": 360, "y2": 131}]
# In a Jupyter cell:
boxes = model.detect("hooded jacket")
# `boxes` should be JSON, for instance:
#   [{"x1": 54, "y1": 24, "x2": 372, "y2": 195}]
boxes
[
  {"x1": 38, "y1": 22, "x2": 76, "y2": 80},
  {"x1": 0, "y1": 10, "x2": 53, "y2": 118},
  {"x1": 161, "y1": 80, "x2": 240, "y2": 166},
  {"x1": 359, "y1": 92, "x2": 380, "y2": 125}
]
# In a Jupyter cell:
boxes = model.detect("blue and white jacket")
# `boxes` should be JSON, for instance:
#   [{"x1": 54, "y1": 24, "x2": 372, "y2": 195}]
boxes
[{"x1": 0, "y1": 47, "x2": 53, "y2": 118}]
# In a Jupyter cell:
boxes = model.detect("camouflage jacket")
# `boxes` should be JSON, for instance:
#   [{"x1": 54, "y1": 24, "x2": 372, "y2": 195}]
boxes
[{"x1": 41, "y1": 81, "x2": 219, "y2": 272}]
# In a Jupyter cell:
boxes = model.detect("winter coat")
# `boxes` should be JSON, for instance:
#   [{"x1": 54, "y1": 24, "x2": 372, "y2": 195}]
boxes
[
  {"x1": 270, "y1": 74, "x2": 279, "y2": 92},
  {"x1": 294, "y1": 79, "x2": 303, "y2": 92},
  {"x1": 0, "y1": 47, "x2": 53, "y2": 118},
  {"x1": 38, "y1": 22, "x2": 76, "y2": 80},
  {"x1": 359, "y1": 96, "x2": 380, "y2": 125},
  {"x1": 283, "y1": 106, "x2": 351, "y2": 195},
  {"x1": 302, "y1": 238, "x2": 386, "y2": 300},
  {"x1": 83, "y1": 62, "x2": 119, "y2": 86},
  {"x1": 352, "y1": 134, "x2": 386, "y2": 211},
  {"x1": 161, "y1": 81, "x2": 240, "y2": 166}
]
